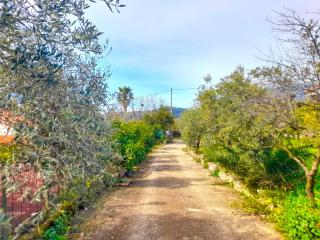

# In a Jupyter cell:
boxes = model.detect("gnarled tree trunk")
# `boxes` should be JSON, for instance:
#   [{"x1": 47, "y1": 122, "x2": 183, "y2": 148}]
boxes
[
  {"x1": 279, "y1": 146, "x2": 320, "y2": 207},
  {"x1": 306, "y1": 155, "x2": 320, "y2": 206}
]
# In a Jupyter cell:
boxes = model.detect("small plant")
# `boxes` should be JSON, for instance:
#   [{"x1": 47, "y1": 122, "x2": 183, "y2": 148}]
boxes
[
  {"x1": 113, "y1": 120, "x2": 162, "y2": 171},
  {"x1": 211, "y1": 169, "x2": 220, "y2": 177},
  {"x1": 0, "y1": 209, "x2": 11, "y2": 239},
  {"x1": 203, "y1": 161, "x2": 209, "y2": 169},
  {"x1": 233, "y1": 194, "x2": 272, "y2": 216},
  {"x1": 273, "y1": 193, "x2": 320, "y2": 240},
  {"x1": 43, "y1": 213, "x2": 70, "y2": 240},
  {"x1": 193, "y1": 156, "x2": 201, "y2": 163}
]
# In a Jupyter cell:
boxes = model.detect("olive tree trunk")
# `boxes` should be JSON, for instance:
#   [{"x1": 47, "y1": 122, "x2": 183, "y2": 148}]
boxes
[
  {"x1": 305, "y1": 155, "x2": 320, "y2": 206},
  {"x1": 279, "y1": 146, "x2": 319, "y2": 206}
]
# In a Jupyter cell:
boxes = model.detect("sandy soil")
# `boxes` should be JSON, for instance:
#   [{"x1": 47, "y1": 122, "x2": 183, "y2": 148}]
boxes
[{"x1": 79, "y1": 141, "x2": 281, "y2": 240}]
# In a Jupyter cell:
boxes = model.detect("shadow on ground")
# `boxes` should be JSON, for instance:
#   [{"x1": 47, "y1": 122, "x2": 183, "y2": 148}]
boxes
[
  {"x1": 132, "y1": 177, "x2": 205, "y2": 189},
  {"x1": 84, "y1": 213, "x2": 280, "y2": 240}
]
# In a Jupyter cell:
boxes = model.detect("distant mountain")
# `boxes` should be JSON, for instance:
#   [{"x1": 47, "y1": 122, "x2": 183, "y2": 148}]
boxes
[
  {"x1": 115, "y1": 107, "x2": 187, "y2": 120},
  {"x1": 172, "y1": 107, "x2": 187, "y2": 118}
]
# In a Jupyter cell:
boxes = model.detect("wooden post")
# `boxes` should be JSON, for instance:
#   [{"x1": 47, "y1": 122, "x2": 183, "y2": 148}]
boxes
[
  {"x1": 170, "y1": 88, "x2": 173, "y2": 142},
  {"x1": 1, "y1": 167, "x2": 9, "y2": 240}
]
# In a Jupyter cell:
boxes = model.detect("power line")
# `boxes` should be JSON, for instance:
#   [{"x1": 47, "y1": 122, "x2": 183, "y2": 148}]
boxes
[
  {"x1": 172, "y1": 87, "x2": 198, "y2": 91},
  {"x1": 134, "y1": 87, "x2": 198, "y2": 99}
]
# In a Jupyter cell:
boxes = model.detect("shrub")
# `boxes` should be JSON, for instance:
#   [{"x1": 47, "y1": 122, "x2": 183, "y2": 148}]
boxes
[
  {"x1": 0, "y1": 144, "x2": 20, "y2": 164},
  {"x1": 43, "y1": 213, "x2": 70, "y2": 240},
  {"x1": 113, "y1": 120, "x2": 161, "y2": 171},
  {"x1": 201, "y1": 141, "x2": 304, "y2": 190},
  {"x1": 274, "y1": 192, "x2": 320, "y2": 240},
  {"x1": 124, "y1": 142, "x2": 146, "y2": 170},
  {"x1": 211, "y1": 169, "x2": 220, "y2": 177},
  {"x1": 201, "y1": 144, "x2": 267, "y2": 189},
  {"x1": 177, "y1": 108, "x2": 205, "y2": 149},
  {"x1": 143, "y1": 106, "x2": 174, "y2": 132}
]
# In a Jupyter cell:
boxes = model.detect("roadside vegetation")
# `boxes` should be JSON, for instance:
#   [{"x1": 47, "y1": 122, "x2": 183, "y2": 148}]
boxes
[
  {"x1": 0, "y1": 1, "x2": 173, "y2": 239},
  {"x1": 1, "y1": 0, "x2": 319, "y2": 239},
  {"x1": 178, "y1": 10, "x2": 320, "y2": 240},
  {"x1": 112, "y1": 120, "x2": 164, "y2": 172}
]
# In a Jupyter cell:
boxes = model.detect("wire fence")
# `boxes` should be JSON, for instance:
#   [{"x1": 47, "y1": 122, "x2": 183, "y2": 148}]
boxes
[{"x1": 0, "y1": 164, "x2": 43, "y2": 228}]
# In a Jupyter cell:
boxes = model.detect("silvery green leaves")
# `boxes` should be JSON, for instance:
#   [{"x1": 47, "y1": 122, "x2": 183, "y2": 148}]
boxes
[{"x1": 0, "y1": 0, "x2": 123, "y2": 235}]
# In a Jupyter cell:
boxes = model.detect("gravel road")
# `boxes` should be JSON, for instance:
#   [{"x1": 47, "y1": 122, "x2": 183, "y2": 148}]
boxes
[{"x1": 80, "y1": 141, "x2": 281, "y2": 240}]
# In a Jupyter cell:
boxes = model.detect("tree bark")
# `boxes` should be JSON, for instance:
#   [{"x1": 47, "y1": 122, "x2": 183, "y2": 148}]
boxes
[
  {"x1": 306, "y1": 155, "x2": 320, "y2": 207},
  {"x1": 194, "y1": 136, "x2": 201, "y2": 149},
  {"x1": 306, "y1": 173, "x2": 315, "y2": 203},
  {"x1": 1, "y1": 175, "x2": 7, "y2": 214},
  {"x1": 278, "y1": 145, "x2": 320, "y2": 206}
]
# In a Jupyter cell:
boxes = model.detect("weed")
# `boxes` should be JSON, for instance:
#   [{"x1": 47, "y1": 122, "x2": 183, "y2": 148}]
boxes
[
  {"x1": 211, "y1": 169, "x2": 220, "y2": 177},
  {"x1": 43, "y1": 213, "x2": 70, "y2": 240}
]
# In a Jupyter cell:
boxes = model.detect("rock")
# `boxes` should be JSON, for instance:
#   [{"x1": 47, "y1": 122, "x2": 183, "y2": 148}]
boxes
[{"x1": 208, "y1": 162, "x2": 217, "y2": 171}]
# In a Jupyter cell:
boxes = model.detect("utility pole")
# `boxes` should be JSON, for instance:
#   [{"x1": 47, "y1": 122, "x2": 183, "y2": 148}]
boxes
[
  {"x1": 170, "y1": 88, "x2": 173, "y2": 115},
  {"x1": 170, "y1": 88, "x2": 173, "y2": 142}
]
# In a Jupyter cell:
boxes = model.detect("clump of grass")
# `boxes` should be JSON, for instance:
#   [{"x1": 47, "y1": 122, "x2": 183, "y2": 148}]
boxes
[
  {"x1": 43, "y1": 213, "x2": 70, "y2": 240},
  {"x1": 230, "y1": 194, "x2": 271, "y2": 216},
  {"x1": 211, "y1": 169, "x2": 220, "y2": 177},
  {"x1": 193, "y1": 156, "x2": 201, "y2": 163},
  {"x1": 203, "y1": 161, "x2": 209, "y2": 169}
]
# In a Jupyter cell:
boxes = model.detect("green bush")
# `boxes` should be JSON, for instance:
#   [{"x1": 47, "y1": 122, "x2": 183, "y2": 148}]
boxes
[
  {"x1": 143, "y1": 106, "x2": 174, "y2": 132},
  {"x1": 43, "y1": 213, "x2": 70, "y2": 240},
  {"x1": 113, "y1": 120, "x2": 161, "y2": 171},
  {"x1": 124, "y1": 142, "x2": 146, "y2": 170},
  {"x1": 177, "y1": 108, "x2": 205, "y2": 149},
  {"x1": 0, "y1": 144, "x2": 20, "y2": 164},
  {"x1": 211, "y1": 169, "x2": 220, "y2": 177},
  {"x1": 274, "y1": 192, "x2": 320, "y2": 240},
  {"x1": 201, "y1": 142, "x2": 304, "y2": 190},
  {"x1": 234, "y1": 188, "x2": 320, "y2": 240},
  {"x1": 201, "y1": 144, "x2": 267, "y2": 188}
]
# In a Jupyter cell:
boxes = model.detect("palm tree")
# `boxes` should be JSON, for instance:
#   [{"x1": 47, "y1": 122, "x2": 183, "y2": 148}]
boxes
[{"x1": 117, "y1": 86, "x2": 133, "y2": 112}]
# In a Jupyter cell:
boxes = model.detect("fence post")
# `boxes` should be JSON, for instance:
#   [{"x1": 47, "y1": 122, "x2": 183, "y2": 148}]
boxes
[{"x1": 1, "y1": 167, "x2": 9, "y2": 240}]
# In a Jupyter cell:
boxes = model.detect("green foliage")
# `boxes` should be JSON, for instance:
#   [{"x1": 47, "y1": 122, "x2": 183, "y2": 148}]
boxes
[
  {"x1": 124, "y1": 142, "x2": 146, "y2": 170},
  {"x1": 178, "y1": 66, "x2": 320, "y2": 238},
  {"x1": 191, "y1": 69, "x2": 282, "y2": 188},
  {"x1": 235, "y1": 188, "x2": 320, "y2": 239},
  {"x1": 0, "y1": 0, "x2": 125, "y2": 236},
  {"x1": 143, "y1": 106, "x2": 174, "y2": 132},
  {"x1": 0, "y1": 209, "x2": 11, "y2": 236},
  {"x1": 211, "y1": 169, "x2": 220, "y2": 177},
  {"x1": 113, "y1": 120, "x2": 161, "y2": 171},
  {"x1": 177, "y1": 108, "x2": 205, "y2": 149},
  {"x1": 43, "y1": 213, "x2": 70, "y2": 240},
  {"x1": 179, "y1": 66, "x2": 318, "y2": 190},
  {"x1": 273, "y1": 192, "x2": 320, "y2": 240},
  {"x1": 117, "y1": 86, "x2": 134, "y2": 112},
  {"x1": 0, "y1": 145, "x2": 19, "y2": 165},
  {"x1": 234, "y1": 194, "x2": 273, "y2": 216}
]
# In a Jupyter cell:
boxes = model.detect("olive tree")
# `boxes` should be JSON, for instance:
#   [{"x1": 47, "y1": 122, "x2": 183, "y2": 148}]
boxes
[
  {"x1": 252, "y1": 65, "x2": 320, "y2": 205},
  {"x1": 143, "y1": 106, "x2": 174, "y2": 132},
  {"x1": 0, "y1": 0, "x2": 124, "y2": 236},
  {"x1": 177, "y1": 108, "x2": 205, "y2": 149},
  {"x1": 256, "y1": 9, "x2": 320, "y2": 205}
]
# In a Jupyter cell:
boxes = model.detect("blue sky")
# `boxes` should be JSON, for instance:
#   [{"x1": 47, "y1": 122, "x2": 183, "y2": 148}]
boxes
[{"x1": 86, "y1": 0, "x2": 320, "y2": 108}]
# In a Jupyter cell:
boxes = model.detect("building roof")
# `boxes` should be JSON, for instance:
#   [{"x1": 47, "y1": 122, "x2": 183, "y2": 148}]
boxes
[{"x1": 0, "y1": 111, "x2": 23, "y2": 144}]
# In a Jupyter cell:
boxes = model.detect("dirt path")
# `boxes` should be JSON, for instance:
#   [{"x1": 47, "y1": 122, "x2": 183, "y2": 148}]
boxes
[{"x1": 80, "y1": 141, "x2": 281, "y2": 240}]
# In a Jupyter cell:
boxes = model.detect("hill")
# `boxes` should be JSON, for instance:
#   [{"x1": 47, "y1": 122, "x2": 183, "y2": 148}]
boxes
[{"x1": 172, "y1": 107, "x2": 187, "y2": 118}]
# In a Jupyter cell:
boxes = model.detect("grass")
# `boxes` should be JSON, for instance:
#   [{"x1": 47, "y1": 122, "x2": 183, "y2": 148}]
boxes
[{"x1": 211, "y1": 169, "x2": 220, "y2": 177}]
